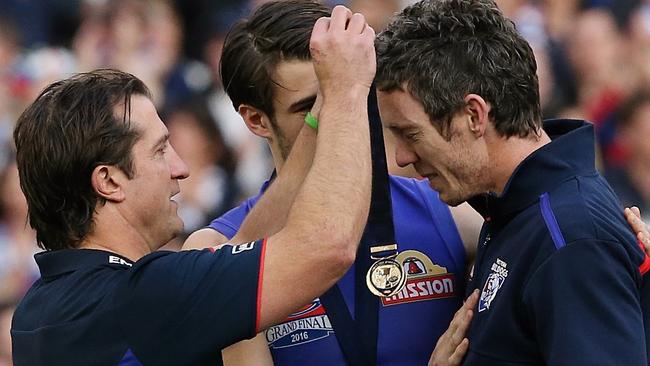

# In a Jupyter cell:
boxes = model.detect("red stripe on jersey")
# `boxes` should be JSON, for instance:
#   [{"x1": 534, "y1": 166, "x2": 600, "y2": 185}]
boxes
[
  {"x1": 255, "y1": 238, "x2": 268, "y2": 333},
  {"x1": 638, "y1": 240, "x2": 650, "y2": 275}
]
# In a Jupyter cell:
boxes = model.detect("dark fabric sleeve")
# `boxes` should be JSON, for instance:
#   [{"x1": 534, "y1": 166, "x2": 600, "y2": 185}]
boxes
[
  {"x1": 641, "y1": 274, "x2": 650, "y2": 363},
  {"x1": 522, "y1": 240, "x2": 646, "y2": 366},
  {"x1": 116, "y1": 240, "x2": 266, "y2": 365}
]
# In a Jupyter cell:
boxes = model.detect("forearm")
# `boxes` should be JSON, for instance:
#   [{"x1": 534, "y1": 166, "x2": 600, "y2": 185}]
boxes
[
  {"x1": 231, "y1": 125, "x2": 316, "y2": 244},
  {"x1": 283, "y1": 89, "x2": 371, "y2": 262}
]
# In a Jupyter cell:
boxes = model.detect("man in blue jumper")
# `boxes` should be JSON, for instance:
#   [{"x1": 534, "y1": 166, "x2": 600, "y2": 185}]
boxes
[{"x1": 375, "y1": 0, "x2": 649, "y2": 364}]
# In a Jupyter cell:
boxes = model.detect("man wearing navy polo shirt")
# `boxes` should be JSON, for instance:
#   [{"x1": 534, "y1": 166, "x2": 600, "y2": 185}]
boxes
[
  {"x1": 10, "y1": 7, "x2": 377, "y2": 365},
  {"x1": 375, "y1": 0, "x2": 649, "y2": 365}
]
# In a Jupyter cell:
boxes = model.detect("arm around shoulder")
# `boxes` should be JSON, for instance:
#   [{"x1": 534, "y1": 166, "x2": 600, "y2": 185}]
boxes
[{"x1": 182, "y1": 228, "x2": 229, "y2": 251}]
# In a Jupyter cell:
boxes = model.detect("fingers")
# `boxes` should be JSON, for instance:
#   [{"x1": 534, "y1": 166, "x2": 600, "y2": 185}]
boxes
[
  {"x1": 347, "y1": 13, "x2": 367, "y2": 34},
  {"x1": 625, "y1": 206, "x2": 649, "y2": 237},
  {"x1": 309, "y1": 6, "x2": 376, "y2": 93},
  {"x1": 330, "y1": 5, "x2": 353, "y2": 31},
  {"x1": 625, "y1": 206, "x2": 650, "y2": 254},
  {"x1": 464, "y1": 289, "x2": 480, "y2": 309},
  {"x1": 448, "y1": 338, "x2": 470, "y2": 366},
  {"x1": 447, "y1": 290, "x2": 479, "y2": 339},
  {"x1": 324, "y1": 6, "x2": 368, "y2": 34},
  {"x1": 450, "y1": 291, "x2": 478, "y2": 346},
  {"x1": 361, "y1": 24, "x2": 376, "y2": 44},
  {"x1": 429, "y1": 290, "x2": 478, "y2": 366},
  {"x1": 312, "y1": 17, "x2": 331, "y2": 40},
  {"x1": 450, "y1": 308, "x2": 473, "y2": 346},
  {"x1": 631, "y1": 206, "x2": 642, "y2": 219}
]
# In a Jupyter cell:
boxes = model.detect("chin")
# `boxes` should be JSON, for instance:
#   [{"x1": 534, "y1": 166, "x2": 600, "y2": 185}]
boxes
[
  {"x1": 172, "y1": 218, "x2": 185, "y2": 236},
  {"x1": 439, "y1": 192, "x2": 468, "y2": 207}
]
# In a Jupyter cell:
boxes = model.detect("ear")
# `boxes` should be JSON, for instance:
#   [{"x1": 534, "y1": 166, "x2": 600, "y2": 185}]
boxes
[
  {"x1": 463, "y1": 94, "x2": 491, "y2": 138},
  {"x1": 91, "y1": 165, "x2": 126, "y2": 203},
  {"x1": 238, "y1": 104, "x2": 274, "y2": 139}
]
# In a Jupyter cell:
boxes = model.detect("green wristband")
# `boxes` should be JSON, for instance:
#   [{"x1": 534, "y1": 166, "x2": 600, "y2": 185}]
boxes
[{"x1": 305, "y1": 112, "x2": 318, "y2": 130}]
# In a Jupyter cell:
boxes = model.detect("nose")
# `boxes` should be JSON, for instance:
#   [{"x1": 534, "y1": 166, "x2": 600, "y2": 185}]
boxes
[
  {"x1": 169, "y1": 146, "x2": 190, "y2": 180},
  {"x1": 394, "y1": 141, "x2": 418, "y2": 168}
]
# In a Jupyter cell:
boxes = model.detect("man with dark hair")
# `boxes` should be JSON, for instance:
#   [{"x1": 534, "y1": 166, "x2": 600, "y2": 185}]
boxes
[
  {"x1": 184, "y1": 1, "x2": 478, "y2": 365},
  {"x1": 11, "y1": 6, "x2": 377, "y2": 364},
  {"x1": 374, "y1": 0, "x2": 649, "y2": 364}
]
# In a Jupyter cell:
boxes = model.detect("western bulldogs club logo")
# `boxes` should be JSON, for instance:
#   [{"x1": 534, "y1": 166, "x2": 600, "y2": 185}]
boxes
[
  {"x1": 478, "y1": 258, "x2": 508, "y2": 312},
  {"x1": 266, "y1": 298, "x2": 333, "y2": 349},
  {"x1": 381, "y1": 250, "x2": 457, "y2": 306}
]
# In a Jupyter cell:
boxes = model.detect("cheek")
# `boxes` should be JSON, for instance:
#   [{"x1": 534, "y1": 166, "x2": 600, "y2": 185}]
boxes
[
  {"x1": 286, "y1": 115, "x2": 306, "y2": 141},
  {"x1": 445, "y1": 143, "x2": 482, "y2": 182}
]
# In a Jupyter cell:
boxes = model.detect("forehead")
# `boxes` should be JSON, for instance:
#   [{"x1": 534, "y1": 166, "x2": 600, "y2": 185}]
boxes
[
  {"x1": 377, "y1": 88, "x2": 430, "y2": 130},
  {"x1": 115, "y1": 94, "x2": 167, "y2": 146},
  {"x1": 271, "y1": 60, "x2": 318, "y2": 110}
]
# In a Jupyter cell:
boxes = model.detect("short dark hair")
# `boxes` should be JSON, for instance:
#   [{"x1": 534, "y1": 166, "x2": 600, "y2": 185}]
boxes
[
  {"x1": 14, "y1": 69, "x2": 151, "y2": 251},
  {"x1": 220, "y1": 0, "x2": 330, "y2": 117},
  {"x1": 376, "y1": 0, "x2": 542, "y2": 139}
]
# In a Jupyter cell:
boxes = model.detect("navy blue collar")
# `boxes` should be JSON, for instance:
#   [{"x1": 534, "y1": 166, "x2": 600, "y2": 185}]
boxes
[
  {"x1": 468, "y1": 119, "x2": 597, "y2": 222},
  {"x1": 35, "y1": 249, "x2": 134, "y2": 279}
]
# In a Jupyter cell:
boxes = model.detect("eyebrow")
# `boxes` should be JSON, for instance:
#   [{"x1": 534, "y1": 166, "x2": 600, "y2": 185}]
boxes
[
  {"x1": 152, "y1": 133, "x2": 170, "y2": 151},
  {"x1": 288, "y1": 95, "x2": 317, "y2": 113}
]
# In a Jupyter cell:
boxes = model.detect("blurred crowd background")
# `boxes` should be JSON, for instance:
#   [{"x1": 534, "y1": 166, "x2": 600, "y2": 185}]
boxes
[{"x1": 1, "y1": 0, "x2": 650, "y2": 363}]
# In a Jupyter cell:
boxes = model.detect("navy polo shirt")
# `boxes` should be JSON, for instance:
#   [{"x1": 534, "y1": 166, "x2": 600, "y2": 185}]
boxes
[
  {"x1": 11, "y1": 240, "x2": 265, "y2": 365},
  {"x1": 464, "y1": 119, "x2": 648, "y2": 365}
]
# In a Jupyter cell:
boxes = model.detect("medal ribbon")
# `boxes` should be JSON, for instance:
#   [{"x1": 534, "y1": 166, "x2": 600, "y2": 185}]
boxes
[{"x1": 320, "y1": 86, "x2": 396, "y2": 366}]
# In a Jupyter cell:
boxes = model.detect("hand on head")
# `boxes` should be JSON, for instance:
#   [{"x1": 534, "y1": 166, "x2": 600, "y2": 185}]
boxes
[{"x1": 309, "y1": 6, "x2": 376, "y2": 95}]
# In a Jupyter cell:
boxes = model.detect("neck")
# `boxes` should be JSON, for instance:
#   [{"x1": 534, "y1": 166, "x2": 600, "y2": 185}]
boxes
[
  {"x1": 273, "y1": 153, "x2": 285, "y2": 174},
  {"x1": 79, "y1": 208, "x2": 153, "y2": 262},
  {"x1": 489, "y1": 130, "x2": 552, "y2": 195},
  {"x1": 270, "y1": 143, "x2": 286, "y2": 173}
]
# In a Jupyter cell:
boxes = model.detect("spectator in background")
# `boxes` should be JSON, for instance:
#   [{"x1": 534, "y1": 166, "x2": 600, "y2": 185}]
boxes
[
  {"x1": 202, "y1": 6, "x2": 273, "y2": 197},
  {"x1": 628, "y1": 1, "x2": 650, "y2": 87},
  {"x1": 606, "y1": 90, "x2": 650, "y2": 223},
  {"x1": 166, "y1": 98, "x2": 241, "y2": 245},
  {"x1": 0, "y1": 161, "x2": 38, "y2": 303},
  {"x1": 562, "y1": 8, "x2": 634, "y2": 167},
  {"x1": 73, "y1": 0, "x2": 211, "y2": 110},
  {"x1": 0, "y1": 17, "x2": 24, "y2": 162},
  {"x1": 348, "y1": 0, "x2": 402, "y2": 31}
]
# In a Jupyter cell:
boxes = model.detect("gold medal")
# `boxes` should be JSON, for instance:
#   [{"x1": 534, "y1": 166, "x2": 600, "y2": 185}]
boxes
[{"x1": 366, "y1": 256, "x2": 407, "y2": 297}]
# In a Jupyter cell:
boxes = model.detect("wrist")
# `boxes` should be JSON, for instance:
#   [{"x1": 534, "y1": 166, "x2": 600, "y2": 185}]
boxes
[{"x1": 305, "y1": 112, "x2": 318, "y2": 130}]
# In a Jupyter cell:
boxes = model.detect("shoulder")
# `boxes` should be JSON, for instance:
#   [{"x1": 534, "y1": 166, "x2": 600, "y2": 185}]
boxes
[
  {"x1": 207, "y1": 192, "x2": 264, "y2": 239},
  {"x1": 183, "y1": 228, "x2": 229, "y2": 250},
  {"x1": 388, "y1": 175, "x2": 445, "y2": 207}
]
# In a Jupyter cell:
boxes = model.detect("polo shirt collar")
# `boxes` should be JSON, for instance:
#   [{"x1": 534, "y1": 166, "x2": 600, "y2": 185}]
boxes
[
  {"x1": 468, "y1": 119, "x2": 597, "y2": 222},
  {"x1": 35, "y1": 249, "x2": 134, "y2": 279}
]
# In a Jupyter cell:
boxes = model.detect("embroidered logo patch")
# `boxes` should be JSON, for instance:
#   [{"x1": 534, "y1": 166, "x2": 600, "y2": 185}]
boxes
[
  {"x1": 266, "y1": 298, "x2": 333, "y2": 349},
  {"x1": 381, "y1": 250, "x2": 457, "y2": 306},
  {"x1": 478, "y1": 258, "x2": 508, "y2": 312}
]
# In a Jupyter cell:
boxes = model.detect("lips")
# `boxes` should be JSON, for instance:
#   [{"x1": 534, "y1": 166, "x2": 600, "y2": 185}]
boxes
[
  {"x1": 170, "y1": 191, "x2": 180, "y2": 201},
  {"x1": 424, "y1": 172, "x2": 439, "y2": 181}
]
